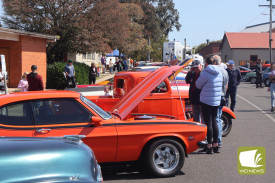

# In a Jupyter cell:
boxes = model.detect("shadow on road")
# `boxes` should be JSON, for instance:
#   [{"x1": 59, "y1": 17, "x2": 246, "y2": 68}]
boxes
[{"x1": 101, "y1": 164, "x2": 185, "y2": 181}]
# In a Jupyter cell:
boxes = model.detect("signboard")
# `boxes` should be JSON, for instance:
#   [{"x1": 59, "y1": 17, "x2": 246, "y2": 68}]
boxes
[
  {"x1": 0, "y1": 55, "x2": 6, "y2": 73},
  {"x1": 0, "y1": 55, "x2": 8, "y2": 94}
]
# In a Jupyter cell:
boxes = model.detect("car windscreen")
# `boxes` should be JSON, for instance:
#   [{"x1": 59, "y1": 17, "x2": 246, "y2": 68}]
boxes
[{"x1": 81, "y1": 95, "x2": 112, "y2": 120}]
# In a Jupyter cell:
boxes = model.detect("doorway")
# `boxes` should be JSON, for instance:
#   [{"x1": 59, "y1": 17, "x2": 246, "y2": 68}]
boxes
[{"x1": 0, "y1": 48, "x2": 10, "y2": 87}]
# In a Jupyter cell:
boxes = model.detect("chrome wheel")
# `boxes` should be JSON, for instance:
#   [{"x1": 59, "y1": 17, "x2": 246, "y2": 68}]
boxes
[{"x1": 153, "y1": 143, "x2": 180, "y2": 173}]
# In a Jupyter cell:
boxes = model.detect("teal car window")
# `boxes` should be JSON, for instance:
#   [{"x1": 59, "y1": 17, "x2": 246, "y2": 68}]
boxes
[
  {"x1": 31, "y1": 99, "x2": 92, "y2": 125},
  {"x1": 0, "y1": 102, "x2": 32, "y2": 125}
]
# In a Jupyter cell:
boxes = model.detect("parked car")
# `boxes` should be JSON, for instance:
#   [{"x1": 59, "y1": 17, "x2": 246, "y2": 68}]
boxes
[
  {"x1": 88, "y1": 66, "x2": 236, "y2": 137},
  {"x1": 246, "y1": 65, "x2": 271, "y2": 84},
  {"x1": 0, "y1": 66, "x2": 207, "y2": 178},
  {"x1": 238, "y1": 66, "x2": 252, "y2": 81},
  {"x1": 263, "y1": 67, "x2": 271, "y2": 87},
  {"x1": 0, "y1": 136, "x2": 103, "y2": 183}
]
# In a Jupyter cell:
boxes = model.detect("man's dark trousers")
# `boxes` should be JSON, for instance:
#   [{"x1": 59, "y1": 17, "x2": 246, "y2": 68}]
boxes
[
  {"x1": 67, "y1": 76, "x2": 76, "y2": 88},
  {"x1": 225, "y1": 86, "x2": 237, "y2": 112},
  {"x1": 256, "y1": 73, "x2": 263, "y2": 88}
]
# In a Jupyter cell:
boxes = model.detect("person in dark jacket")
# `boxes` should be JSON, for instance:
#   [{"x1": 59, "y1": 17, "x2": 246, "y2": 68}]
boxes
[
  {"x1": 89, "y1": 63, "x2": 98, "y2": 84},
  {"x1": 64, "y1": 60, "x2": 76, "y2": 88},
  {"x1": 225, "y1": 60, "x2": 241, "y2": 112},
  {"x1": 255, "y1": 59, "x2": 263, "y2": 88},
  {"x1": 27, "y1": 65, "x2": 44, "y2": 91},
  {"x1": 185, "y1": 60, "x2": 202, "y2": 123}
]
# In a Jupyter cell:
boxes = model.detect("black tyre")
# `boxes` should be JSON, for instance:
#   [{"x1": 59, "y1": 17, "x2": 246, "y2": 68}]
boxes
[
  {"x1": 264, "y1": 78, "x2": 271, "y2": 87},
  {"x1": 142, "y1": 139, "x2": 185, "y2": 177},
  {"x1": 222, "y1": 113, "x2": 232, "y2": 137},
  {"x1": 241, "y1": 75, "x2": 247, "y2": 82},
  {"x1": 250, "y1": 77, "x2": 256, "y2": 84}
]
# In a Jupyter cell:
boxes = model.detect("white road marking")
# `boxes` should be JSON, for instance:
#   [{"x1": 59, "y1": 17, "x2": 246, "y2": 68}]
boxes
[{"x1": 237, "y1": 94, "x2": 275, "y2": 123}]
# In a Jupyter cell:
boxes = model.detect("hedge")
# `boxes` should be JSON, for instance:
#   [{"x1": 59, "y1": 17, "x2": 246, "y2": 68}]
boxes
[{"x1": 46, "y1": 61, "x2": 90, "y2": 89}]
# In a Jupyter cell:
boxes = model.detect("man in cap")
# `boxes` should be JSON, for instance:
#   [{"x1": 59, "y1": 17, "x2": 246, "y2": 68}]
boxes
[
  {"x1": 255, "y1": 59, "x2": 263, "y2": 88},
  {"x1": 27, "y1": 65, "x2": 44, "y2": 91},
  {"x1": 225, "y1": 60, "x2": 241, "y2": 112},
  {"x1": 185, "y1": 60, "x2": 203, "y2": 123},
  {"x1": 64, "y1": 60, "x2": 76, "y2": 88}
]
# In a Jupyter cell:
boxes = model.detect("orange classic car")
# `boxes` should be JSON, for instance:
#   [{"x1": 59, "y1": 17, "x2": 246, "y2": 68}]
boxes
[{"x1": 0, "y1": 66, "x2": 206, "y2": 177}]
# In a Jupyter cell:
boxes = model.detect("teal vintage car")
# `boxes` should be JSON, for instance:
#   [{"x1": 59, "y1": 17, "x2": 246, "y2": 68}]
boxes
[
  {"x1": 0, "y1": 136, "x2": 103, "y2": 183},
  {"x1": 246, "y1": 67, "x2": 271, "y2": 84}
]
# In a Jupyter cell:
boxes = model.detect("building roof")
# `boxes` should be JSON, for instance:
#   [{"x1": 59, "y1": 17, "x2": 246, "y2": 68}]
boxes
[
  {"x1": 241, "y1": 21, "x2": 275, "y2": 33},
  {"x1": 0, "y1": 27, "x2": 59, "y2": 41},
  {"x1": 223, "y1": 32, "x2": 275, "y2": 49}
]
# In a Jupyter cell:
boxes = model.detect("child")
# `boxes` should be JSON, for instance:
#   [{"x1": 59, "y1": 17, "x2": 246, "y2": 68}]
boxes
[
  {"x1": 104, "y1": 85, "x2": 112, "y2": 96},
  {"x1": 18, "y1": 72, "x2": 29, "y2": 92}
]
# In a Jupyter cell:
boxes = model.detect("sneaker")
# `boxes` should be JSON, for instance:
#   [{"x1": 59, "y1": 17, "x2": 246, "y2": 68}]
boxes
[
  {"x1": 271, "y1": 107, "x2": 274, "y2": 112},
  {"x1": 213, "y1": 146, "x2": 220, "y2": 153},
  {"x1": 206, "y1": 147, "x2": 214, "y2": 154},
  {"x1": 218, "y1": 144, "x2": 222, "y2": 148}
]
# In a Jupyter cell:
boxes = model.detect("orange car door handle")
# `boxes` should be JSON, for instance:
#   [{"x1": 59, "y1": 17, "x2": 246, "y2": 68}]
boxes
[{"x1": 36, "y1": 128, "x2": 51, "y2": 134}]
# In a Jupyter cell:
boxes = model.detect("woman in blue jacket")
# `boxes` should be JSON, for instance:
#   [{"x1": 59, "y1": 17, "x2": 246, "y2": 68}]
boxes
[{"x1": 196, "y1": 56, "x2": 223, "y2": 154}]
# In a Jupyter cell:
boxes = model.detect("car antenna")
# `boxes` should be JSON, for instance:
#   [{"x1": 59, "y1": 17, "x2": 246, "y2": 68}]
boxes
[{"x1": 173, "y1": 73, "x2": 186, "y2": 120}]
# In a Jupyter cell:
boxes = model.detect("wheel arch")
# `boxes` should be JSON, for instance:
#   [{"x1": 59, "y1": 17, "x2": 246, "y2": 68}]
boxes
[
  {"x1": 222, "y1": 106, "x2": 236, "y2": 119},
  {"x1": 139, "y1": 135, "x2": 188, "y2": 160}
]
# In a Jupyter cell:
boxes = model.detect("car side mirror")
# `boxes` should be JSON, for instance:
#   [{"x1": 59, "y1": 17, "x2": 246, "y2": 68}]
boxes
[{"x1": 91, "y1": 117, "x2": 102, "y2": 127}]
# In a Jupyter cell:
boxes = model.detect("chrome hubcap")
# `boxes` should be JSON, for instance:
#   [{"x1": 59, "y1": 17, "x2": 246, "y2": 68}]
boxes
[{"x1": 153, "y1": 143, "x2": 179, "y2": 173}]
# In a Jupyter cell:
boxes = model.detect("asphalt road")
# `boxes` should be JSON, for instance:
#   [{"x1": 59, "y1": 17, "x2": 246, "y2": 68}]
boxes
[{"x1": 102, "y1": 82, "x2": 275, "y2": 183}]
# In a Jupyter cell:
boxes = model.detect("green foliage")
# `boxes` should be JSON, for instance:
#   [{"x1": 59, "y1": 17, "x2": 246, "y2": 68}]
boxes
[{"x1": 47, "y1": 61, "x2": 90, "y2": 89}]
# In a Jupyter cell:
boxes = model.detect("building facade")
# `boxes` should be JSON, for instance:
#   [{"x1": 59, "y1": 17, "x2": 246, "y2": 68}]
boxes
[
  {"x1": 67, "y1": 52, "x2": 102, "y2": 66},
  {"x1": 198, "y1": 42, "x2": 221, "y2": 58},
  {"x1": 221, "y1": 32, "x2": 275, "y2": 66},
  {"x1": 0, "y1": 27, "x2": 58, "y2": 87}
]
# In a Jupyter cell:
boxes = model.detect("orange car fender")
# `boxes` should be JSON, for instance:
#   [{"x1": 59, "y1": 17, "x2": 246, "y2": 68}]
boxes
[
  {"x1": 222, "y1": 106, "x2": 236, "y2": 119},
  {"x1": 139, "y1": 133, "x2": 190, "y2": 158}
]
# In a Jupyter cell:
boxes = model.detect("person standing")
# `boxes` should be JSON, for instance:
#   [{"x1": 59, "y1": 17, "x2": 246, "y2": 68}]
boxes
[
  {"x1": 123, "y1": 58, "x2": 128, "y2": 71},
  {"x1": 185, "y1": 60, "x2": 203, "y2": 123},
  {"x1": 109, "y1": 59, "x2": 113, "y2": 74},
  {"x1": 255, "y1": 59, "x2": 263, "y2": 88},
  {"x1": 213, "y1": 55, "x2": 229, "y2": 147},
  {"x1": 89, "y1": 63, "x2": 98, "y2": 84},
  {"x1": 245, "y1": 61, "x2": 250, "y2": 69},
  {"x1": 101, "y1": 56, "x2": 106, "y2": 74},
  {"x1": 64, "y1": 60, "x2": 76, "y2": 88},
  {"x1": 17, "y1": 72, "x2": 29, "y2": 92},
  {"x1": 269, "y1": 64, "x2": 275, "y2": 112},
  {"x1": 27, "y1": 65, "x2": 44, "y2": 91},
  {"x1": 225, "y1": 60, "x2": 241, "y2": 112},
  {"x1": 196, "y1": 56, "x2": 223, "y2": 154}
]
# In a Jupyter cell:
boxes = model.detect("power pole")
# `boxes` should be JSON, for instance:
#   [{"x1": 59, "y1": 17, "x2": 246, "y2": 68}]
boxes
[
  {"x1": 183, "y1": 38, "x2": 186, "y2": 60},
  {"x1": 259, "y1": 0, "x2": 275, "y2": 63}
]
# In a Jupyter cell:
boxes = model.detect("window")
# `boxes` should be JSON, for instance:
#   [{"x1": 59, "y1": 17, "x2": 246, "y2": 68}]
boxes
[
  {"x1": 151, "y1": 82, "x2": 168, "y2": 93},
  {"x1": 81, "y1": 96, "x2": 111, "y2": 119},
  {"x1": 116, "y1": 79, "x2": 125, "y2": 89},
  {"x1": 87, "y1": 54, "x2": 92, "y2": 60},
  {"x1": 250, "y1": 55, "x2": 258, "y2": 62},
  {"x1": 82, "y1": 54, "x2": 86, "y2": 59},
  {"x1": 0, "y1": 102, "x2": 32, "y2": 125},
  {"x1": 92, "y1": 54, "x2": 95, "y2": 60},
  {"x1": 31, "y1": 99, "x2": 92, "y2": 125}
]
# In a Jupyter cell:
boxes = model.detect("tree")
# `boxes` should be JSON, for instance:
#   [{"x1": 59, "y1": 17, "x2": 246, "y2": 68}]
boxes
[{"x1": 2, "y1": 0, "x2": 97, "y2": 63}]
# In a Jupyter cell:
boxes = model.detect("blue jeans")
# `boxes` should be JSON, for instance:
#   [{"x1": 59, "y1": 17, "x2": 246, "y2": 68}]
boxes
[
  {"x1": 216, "y1": 105, "x2": 223, "y2": 145},
  {"x1": 109, "y1": 66, "x2": 113, "y2": 74},
  {"x1": 270, "y1": 83, "x2": 275, "y2": 107},
  {"x1": 192, "y1": 104, "x2": 202, "y2": 123}
]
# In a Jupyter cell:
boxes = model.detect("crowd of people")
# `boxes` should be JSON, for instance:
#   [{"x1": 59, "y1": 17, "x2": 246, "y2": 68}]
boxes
[{"x1": 186, "y1": 55, "x2": 241, "y2": 154}]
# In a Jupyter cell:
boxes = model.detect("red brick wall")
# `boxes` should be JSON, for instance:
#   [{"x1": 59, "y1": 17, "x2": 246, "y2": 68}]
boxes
[
  {"x1": 199, "y1": 42, "x2": 222, "y2": 58},
  {"x1": 0, "y1": 39, "x2": 22, "y2": 87},
  {"x1": 21, "y1": 35, "x2": 47, "y2": 89}
]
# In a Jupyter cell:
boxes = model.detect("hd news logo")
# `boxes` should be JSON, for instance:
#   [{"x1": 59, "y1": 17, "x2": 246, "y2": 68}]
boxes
[{"x1": 238, "y1": 147, "x2": 266, "y2": 175}]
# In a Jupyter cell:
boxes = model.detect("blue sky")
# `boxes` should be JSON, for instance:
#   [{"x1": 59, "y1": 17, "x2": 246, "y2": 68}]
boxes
[
  {"x1": 0, "y1": 0, "x2": 272, "y2": 48},
  {"x1": 169, "y1": 0, "x2": 272, "y2": 47}
]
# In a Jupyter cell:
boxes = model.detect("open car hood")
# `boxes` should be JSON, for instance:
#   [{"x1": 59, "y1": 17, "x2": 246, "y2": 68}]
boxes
[{"x1": 111, "y1": 63, "x2": 192, "y2": 120}]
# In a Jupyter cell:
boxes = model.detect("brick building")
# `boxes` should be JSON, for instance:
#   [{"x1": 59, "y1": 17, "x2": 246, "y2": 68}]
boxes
[
  {"x1": 198, "y1": 42, "x2": 221, "y2": 58},
  {"x1": 0, "y1": 27, "x2": 58, "y2": 87}
]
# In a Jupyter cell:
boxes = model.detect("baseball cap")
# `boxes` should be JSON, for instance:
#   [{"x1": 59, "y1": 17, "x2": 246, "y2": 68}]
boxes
[
  {"x1": 191, "y1": 60, "x2": 201, "y2": 68},
  {"x1": 226, "y1": 60, "x2": 234, "y2": 65},
  {"x1": 68, "y1": 60, "x2": 73, "y2": 63}
]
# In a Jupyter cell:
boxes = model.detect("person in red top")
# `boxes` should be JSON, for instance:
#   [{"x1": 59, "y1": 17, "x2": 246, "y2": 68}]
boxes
[{"x1": 27, "y1": 65, "x2": 44, "y2": 91}]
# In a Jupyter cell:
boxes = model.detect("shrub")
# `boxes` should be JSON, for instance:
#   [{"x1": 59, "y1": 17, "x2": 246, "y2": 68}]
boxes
[{"x1": 46, "y1": 61, "x2": 90, "y2": 89}]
